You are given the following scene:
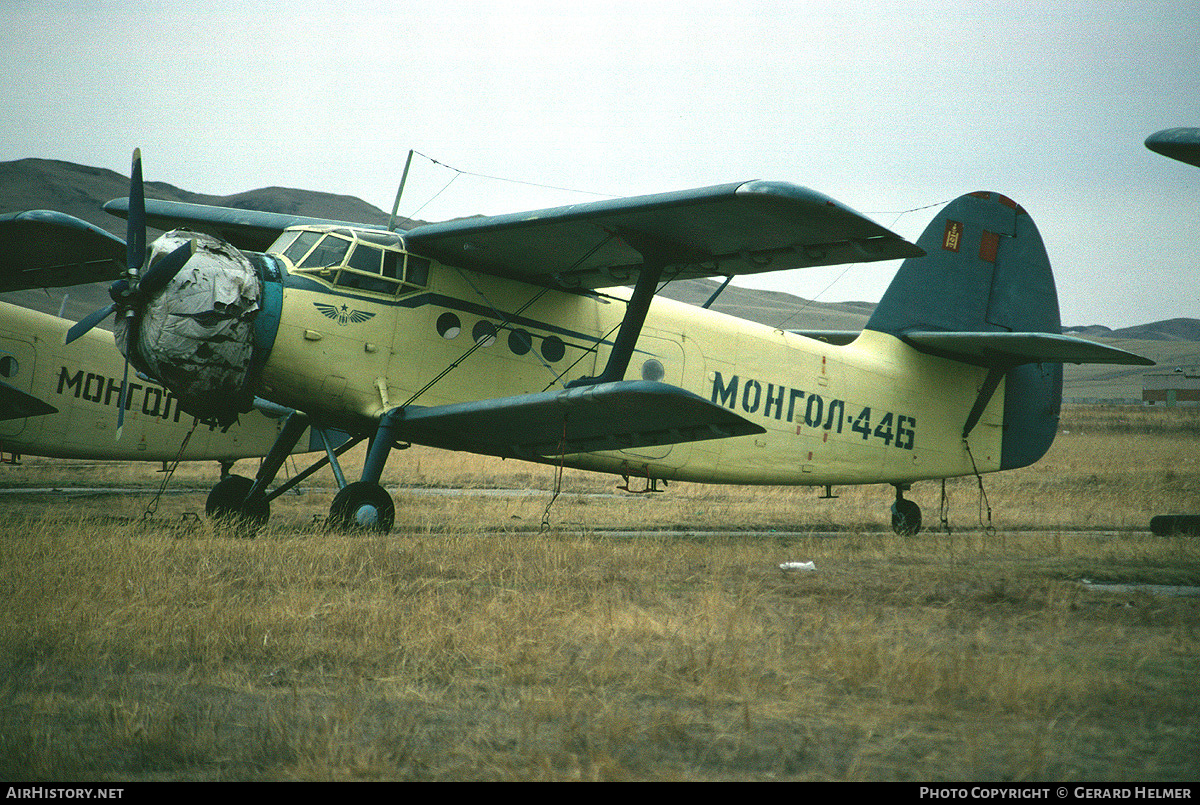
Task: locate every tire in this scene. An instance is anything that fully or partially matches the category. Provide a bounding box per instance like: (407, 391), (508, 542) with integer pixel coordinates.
(1150, 514), (1200, 536)
(329, 482), (395, 533)
(206, 474), (269, 535)
(891, 498), (922, 536)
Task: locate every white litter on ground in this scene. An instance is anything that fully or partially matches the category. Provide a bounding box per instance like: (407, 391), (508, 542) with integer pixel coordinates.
(1080, 579), (1200, 597)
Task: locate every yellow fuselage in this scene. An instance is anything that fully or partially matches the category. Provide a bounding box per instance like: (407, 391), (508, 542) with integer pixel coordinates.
(260, 265), (1002, 485)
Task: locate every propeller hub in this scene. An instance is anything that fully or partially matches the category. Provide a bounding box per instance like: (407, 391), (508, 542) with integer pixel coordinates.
(107, 278), (132, 305)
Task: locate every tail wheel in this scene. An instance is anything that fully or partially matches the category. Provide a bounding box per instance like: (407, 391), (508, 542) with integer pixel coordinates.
(329, 482), (395, 533)
(206, 474), (269, 535)
(891, 498), (922, 536)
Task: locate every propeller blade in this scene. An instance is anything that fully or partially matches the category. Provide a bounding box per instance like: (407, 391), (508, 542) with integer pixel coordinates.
(64, 302), (117, 345)
(127, 149), (146, 276)
(116, 354), (130, 441)
(138, 240), (195, 297)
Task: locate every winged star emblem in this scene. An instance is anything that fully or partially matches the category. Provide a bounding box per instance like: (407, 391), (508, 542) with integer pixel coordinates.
(314, 302), (376, 326)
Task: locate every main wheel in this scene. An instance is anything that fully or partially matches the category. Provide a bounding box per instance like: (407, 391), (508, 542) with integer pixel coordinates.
(206, 474), (269, 534)
(891, 498), (922, 536)
(329, 482), (395, 533)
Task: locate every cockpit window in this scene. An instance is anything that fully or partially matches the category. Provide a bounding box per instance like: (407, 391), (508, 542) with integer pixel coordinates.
(271, 227), (431, 296)
(347, 245), (382, 274)
(338, 244), (394, 293)
(268, 229), (302, 256)
(355, 230), (403, 248)
(297, 235), (350, 269)
(281, 230), (322, 264)
(406, 255), (430, 287)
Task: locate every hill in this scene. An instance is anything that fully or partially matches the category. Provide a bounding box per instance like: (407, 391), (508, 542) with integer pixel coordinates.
(0, 158), (405, 234)
(1065, 318), (1200, 342)
(657, 278), (877, 332)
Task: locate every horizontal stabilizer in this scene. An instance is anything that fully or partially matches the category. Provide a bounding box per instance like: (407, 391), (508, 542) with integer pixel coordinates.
(390, 380), (764, 459)
(0, 210), (126, 291)
(902, 331), (1154, 367)
(0, 380), (58, 420)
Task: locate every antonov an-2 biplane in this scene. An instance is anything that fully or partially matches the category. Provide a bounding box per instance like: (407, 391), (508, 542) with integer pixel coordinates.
(15, 151), (1150, 534)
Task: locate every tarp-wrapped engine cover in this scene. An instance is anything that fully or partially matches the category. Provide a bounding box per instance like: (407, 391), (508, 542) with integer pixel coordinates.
(116, 230), (261, 427)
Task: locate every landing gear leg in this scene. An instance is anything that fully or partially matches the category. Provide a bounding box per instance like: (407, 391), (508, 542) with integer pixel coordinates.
(891, 483), (922, 536)
(327, 409), (399, 533)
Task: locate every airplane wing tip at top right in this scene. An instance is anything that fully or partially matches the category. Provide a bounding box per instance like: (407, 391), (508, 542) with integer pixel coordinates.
(1146, 127), (1200, 168)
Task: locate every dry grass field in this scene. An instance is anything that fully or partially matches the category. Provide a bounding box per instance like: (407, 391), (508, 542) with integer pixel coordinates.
(1, 406), (1198, 781)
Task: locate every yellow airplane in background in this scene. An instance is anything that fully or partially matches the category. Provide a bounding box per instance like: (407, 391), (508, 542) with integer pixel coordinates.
(10, 151), (1150, 534)
(0, 299), (332, 467)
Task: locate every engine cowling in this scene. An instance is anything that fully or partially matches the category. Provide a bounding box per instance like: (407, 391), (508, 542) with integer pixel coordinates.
(115, 229), (263, 427)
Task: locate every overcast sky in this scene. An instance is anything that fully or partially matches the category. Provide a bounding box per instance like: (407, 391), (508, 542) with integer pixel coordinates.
(2, 0), (1196, 328)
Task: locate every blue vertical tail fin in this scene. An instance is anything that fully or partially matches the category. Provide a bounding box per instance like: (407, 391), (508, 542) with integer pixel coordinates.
(867, 192), (1060, 337)
(865, 192), (1150, 470)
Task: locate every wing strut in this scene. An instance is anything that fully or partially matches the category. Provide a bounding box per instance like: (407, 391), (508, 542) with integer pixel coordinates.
(568, 257), (666, 387)
(703, 276), (734, 309)
(567, 230), (703, 388)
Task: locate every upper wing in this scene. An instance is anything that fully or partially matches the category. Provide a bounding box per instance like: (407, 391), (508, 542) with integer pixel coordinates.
(101, 197), (386, 253)
(388, 379), (764, 459)
(0, 210), (126, 291)
(403, 181), (923, 289)
(104, 181), (922, 289)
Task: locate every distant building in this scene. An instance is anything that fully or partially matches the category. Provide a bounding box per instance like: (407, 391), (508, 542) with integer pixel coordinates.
(1143, 367), (1200, 406)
